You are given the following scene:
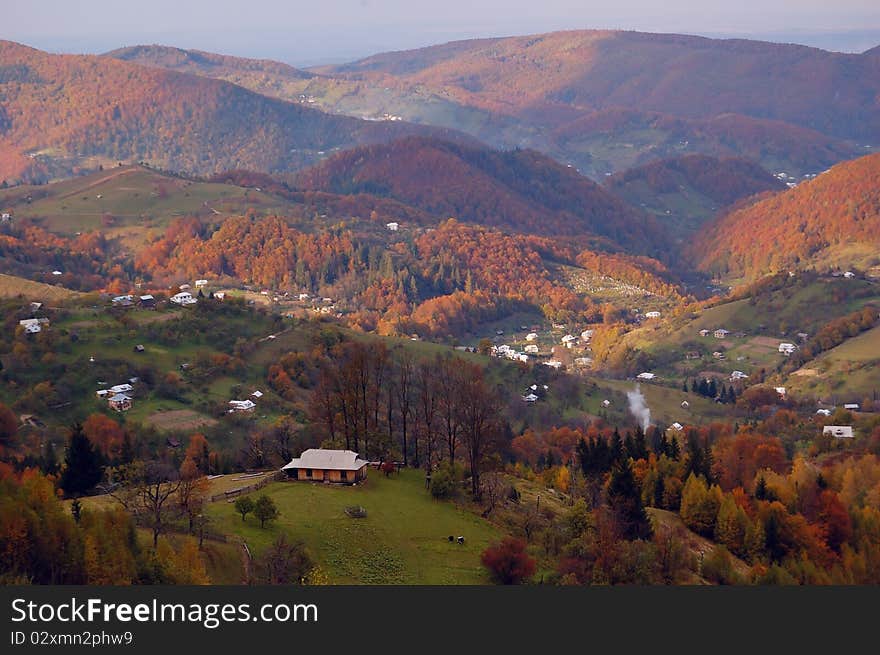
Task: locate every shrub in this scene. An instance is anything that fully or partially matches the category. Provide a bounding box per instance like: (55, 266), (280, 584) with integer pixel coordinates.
(481, 537), (536, 585)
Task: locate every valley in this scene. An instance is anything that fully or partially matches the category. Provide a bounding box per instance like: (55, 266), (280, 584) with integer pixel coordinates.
(2, 26), (879, 588)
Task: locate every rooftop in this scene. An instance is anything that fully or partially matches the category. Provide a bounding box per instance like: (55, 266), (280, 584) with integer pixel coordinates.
(282, 449), (370, 472)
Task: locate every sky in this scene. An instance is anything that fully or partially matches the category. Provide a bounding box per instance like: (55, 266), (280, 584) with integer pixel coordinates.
(3, 0), (880, 65)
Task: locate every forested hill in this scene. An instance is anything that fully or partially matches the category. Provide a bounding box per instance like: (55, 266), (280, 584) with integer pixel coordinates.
(0, 41), (468, 184)
(293, 136), (668, 256)
(693, 152), (880, 280)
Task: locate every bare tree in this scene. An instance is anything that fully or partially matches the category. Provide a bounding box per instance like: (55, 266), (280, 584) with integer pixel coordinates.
(415, 359), (439, 473)
(109, 460), (181, 548)
(459, 364), (502, 499)
(435, 354), (462, 466)
(393, 347), (415, 466)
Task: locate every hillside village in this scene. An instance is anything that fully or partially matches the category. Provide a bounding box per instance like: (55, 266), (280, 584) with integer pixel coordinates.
(1, 26), (880, 589)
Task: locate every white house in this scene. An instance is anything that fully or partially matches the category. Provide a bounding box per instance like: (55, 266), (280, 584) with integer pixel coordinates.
(194, 279), (208, 287)
(816, 409), (832, 416)
(843, 271), (855, 279)
(19, 318), (42, 334)
(602, 399), (611, 407)
(543, 360), (562, 369)
(580, 330), (594, 341)
(730, 370), (749, 381)
(699, 329), (711, 337)
(385, 222), (399, 231)
(844, 403), (860, 411)
(298, 293), (310, 301)
(681, 400), (690, 408)
(636, 372), (656, 380)
(525, 332), (539, 341)
(561, 334), (576, 344)
(51, 270), (63, 276)
(714, 329), (730, 339)
(214, 292), (226, 301)
(778, 342), (797, 355)
(775, 387), (787, 397)
(645, 311), (661, 319)
(170, 291), (197, 306)
(228, 399), (256, 412)
(522, 393), (539, 403)
(110, 383), (133, 394)
(823, 426), (853, 439)
(671, 422), (684, 431)
(251, 390), (264, 399)
(524, 344), (539, 354)
(108, 393), (132, 412)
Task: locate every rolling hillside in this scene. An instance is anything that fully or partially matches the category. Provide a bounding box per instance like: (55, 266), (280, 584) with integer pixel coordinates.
(105, 32), (874, 178)
(315, 31), (873, 176)
(0, 40), (467, 184)
(606, 154), (786, 240)
(293, 136), (667, 255)
(694, 153), (880, 280)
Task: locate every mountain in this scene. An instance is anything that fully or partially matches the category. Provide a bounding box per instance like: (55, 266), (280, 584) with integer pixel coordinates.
(313, 30), (875, 176)
(112, 32), (876, 178)
(605, 154), (786, 240)
(693, 153), (880, 280)
(0, 41), (466, 184)
(293, 136), (666, 255)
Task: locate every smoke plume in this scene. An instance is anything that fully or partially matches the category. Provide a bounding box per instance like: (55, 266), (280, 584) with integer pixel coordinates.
(627, 384), (652, 431)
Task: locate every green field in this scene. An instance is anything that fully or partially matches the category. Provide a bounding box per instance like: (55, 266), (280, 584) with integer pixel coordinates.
(786, 325), (880, 400)
(1, 165), (303, 240)
(207, 469), (506, 584)
(0, 273), (82, 302)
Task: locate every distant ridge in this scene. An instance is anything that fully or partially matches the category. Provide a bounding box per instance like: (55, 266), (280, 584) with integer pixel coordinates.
(0, 40), (470, 184)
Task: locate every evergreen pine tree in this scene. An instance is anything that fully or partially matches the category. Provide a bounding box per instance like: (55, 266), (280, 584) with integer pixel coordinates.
(607, 459), (652, 540)
(755, 475), (768, 500)
(60, 424), (104, 497)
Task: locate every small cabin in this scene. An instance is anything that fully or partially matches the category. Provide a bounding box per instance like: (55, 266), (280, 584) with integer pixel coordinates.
(823, 426), (853, 439)
(281, 449), (369, 484)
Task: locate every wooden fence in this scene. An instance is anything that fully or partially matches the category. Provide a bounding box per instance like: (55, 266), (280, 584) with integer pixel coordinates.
(209, 470), (284, 503)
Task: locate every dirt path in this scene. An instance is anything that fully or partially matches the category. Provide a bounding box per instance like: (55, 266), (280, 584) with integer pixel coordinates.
(57, 168), (142, 200)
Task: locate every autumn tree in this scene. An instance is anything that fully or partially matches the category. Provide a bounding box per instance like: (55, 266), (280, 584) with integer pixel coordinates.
(255, 534), (314, 585)
(680, 474), (722, 537)
(177, 457), (209, 534)
(481, 537), (536, 585)
(0, 402), (17, 444)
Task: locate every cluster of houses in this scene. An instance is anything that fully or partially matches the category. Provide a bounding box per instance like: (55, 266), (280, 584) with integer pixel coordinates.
(699, 328), (732, 339)
(491, 344), (529, 363)
(96, 382), (136, 412)
(521, 383), (549, 403)
(228, 390), (263, 414)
